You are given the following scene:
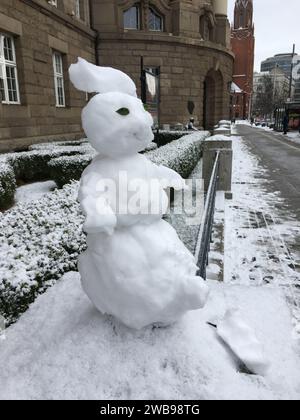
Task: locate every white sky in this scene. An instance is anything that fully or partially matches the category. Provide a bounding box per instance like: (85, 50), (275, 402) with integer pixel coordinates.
(228, 0), (300, 71)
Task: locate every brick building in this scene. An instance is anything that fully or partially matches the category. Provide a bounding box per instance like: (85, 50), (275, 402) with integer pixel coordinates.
(1, 0), (234, 152)
(230, 0), (255, 119)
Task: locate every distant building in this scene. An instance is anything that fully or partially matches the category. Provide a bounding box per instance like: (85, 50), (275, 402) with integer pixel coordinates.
(253, 68), (290, 109)
(261, 53), (300, 102)
(230, 0), (255, 119)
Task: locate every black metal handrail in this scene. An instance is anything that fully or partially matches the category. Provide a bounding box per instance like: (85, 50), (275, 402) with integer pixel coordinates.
(195, 151), (220, 280)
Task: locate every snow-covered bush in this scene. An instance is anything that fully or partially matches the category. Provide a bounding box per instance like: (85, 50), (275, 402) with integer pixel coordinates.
(48, 154), (96, 188)
(28, 139), (87, 151)
(153, 130), (187, 147)
(7, 146), (91, 183)
(48, 132), (209, 188)
(0, 161), (17, 210)
(147, 131), (210, 178)
(0, 182), (85, 325)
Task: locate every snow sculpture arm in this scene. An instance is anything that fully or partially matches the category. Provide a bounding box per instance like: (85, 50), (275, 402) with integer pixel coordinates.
(78, 171), (117, 235)
(154, 164), (188, 191)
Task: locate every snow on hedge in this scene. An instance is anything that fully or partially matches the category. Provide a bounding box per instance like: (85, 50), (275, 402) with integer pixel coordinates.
(0, 160), (16, 210)
(0, 182), (85, 325)
(147, 131), (209, 178)
(0, 131), (209, 325)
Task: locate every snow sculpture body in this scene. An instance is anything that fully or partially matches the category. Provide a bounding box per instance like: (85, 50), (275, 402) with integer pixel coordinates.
(69, 58), (209, 329)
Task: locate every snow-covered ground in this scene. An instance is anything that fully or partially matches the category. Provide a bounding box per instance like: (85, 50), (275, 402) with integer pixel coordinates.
(15, 180), (57, 204)
(0, 135), (300, 399)
(224, 136), (300, 336)
(0, 272), (299, 400)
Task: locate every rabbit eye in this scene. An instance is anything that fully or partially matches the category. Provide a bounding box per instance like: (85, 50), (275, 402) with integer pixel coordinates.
(116, 108), (130, 116)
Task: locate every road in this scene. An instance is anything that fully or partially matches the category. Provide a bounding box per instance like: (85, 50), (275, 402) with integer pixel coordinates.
(234, 124), (300, 220)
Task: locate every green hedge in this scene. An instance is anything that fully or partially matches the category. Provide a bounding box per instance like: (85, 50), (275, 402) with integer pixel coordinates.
(47, 133), (208, 188)
(153, 130), (187, 147)
(48, 154), (95, 188)
(0, 161), (17, 210)
(147, 131), (210, 178)
(7, 147), (91, 183)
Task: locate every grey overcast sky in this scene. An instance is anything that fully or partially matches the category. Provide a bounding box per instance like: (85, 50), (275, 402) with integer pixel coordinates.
(228, 0), (300, 71)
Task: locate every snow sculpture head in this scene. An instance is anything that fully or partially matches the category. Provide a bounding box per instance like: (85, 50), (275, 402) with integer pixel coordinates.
(69, 58), (154, 157)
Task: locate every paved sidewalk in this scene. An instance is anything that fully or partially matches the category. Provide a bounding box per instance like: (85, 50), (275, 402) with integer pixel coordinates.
(223, 135), (300, 337)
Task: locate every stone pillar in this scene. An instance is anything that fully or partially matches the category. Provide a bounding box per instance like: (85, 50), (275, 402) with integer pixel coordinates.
(213, 0), (228, 16)
(202, 136), (232, 193)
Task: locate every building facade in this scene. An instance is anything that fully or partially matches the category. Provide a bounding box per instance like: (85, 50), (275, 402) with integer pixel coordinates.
(261, 53), (300, 102)
(1, 0), (234, 152)
(0, 0), (96, 152)
(91, 0), (234, 130)
(230, 0), (255, 119)
(252, 68), (290, 118)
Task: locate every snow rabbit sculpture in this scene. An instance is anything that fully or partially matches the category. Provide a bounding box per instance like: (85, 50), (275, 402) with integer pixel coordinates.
(69, 58), (209, 329)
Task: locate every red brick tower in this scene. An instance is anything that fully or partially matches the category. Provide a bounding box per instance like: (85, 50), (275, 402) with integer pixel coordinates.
(231, 0), (255, 119)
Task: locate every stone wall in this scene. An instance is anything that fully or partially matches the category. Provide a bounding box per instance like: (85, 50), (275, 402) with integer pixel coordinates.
(0, 0), (96, 152)
(97, 32), (233, 128)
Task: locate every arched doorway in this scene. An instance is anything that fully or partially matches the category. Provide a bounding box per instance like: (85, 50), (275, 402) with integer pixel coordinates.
(203, 69), (224, 130)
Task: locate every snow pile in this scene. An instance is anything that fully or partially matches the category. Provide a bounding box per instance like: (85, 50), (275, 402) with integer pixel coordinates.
(15, 181), (57, 204)
(0, 273), (299, 400)
(71, 58), (209, 328)
(217, 309), (270, 375)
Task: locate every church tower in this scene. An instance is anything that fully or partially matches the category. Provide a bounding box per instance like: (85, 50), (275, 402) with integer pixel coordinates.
(231, 0), (255, 119)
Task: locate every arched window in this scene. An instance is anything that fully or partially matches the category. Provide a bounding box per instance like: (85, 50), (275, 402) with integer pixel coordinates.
(123, 5), (140, 30)
(148, 7), (163, 32)
(239, 11), (245, 28)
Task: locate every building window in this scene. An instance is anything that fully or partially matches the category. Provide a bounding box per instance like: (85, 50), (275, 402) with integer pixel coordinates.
(148, 7), (163, 31)
(52, 52), (65, 107)
(0, 34), (20, 104)
(124, 5), (140, 30)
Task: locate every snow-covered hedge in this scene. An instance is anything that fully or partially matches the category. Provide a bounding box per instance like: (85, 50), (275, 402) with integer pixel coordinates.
(49, 154), (96, 188)
(7, 147), (90, 183)
(48, 132), (208, 188)
(0, 144), (93, 210)
(0, 131), (209, 325)
(0, 182), (85, 325)
(28, 139), (87, 151)
(153, 130), (187, 147)
(0, 161), (17, 210)
(147, 131), (210, 178)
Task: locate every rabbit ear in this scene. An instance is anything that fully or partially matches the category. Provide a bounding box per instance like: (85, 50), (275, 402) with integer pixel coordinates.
(69, 58), (137, 97)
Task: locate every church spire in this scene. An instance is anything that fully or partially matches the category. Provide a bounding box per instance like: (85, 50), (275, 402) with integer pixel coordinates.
(234, 0), (253, 30)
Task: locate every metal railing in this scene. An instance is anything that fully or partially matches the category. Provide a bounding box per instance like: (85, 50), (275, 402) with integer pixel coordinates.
(194, 151), (220, 280)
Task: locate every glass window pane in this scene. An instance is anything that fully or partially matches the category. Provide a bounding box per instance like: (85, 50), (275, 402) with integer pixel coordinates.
(4, 36), (14, 62)
(0, 76), (6, 102)
(149, 8), (163, 31)
(6, 66), (18, 102)
(124, 6), (139, 29)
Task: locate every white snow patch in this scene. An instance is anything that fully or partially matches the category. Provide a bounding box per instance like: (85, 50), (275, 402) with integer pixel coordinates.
(0, 272), (299, 400)
(15, 181), (57, 204)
